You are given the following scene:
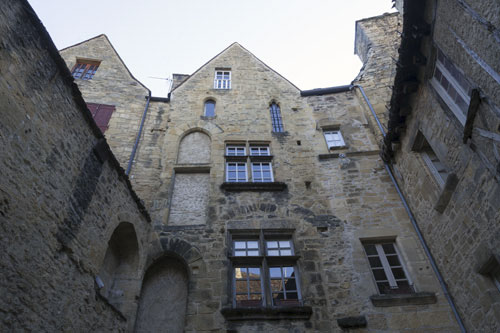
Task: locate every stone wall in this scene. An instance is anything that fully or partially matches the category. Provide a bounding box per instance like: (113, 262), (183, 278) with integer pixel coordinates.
(354, 12), (402, 146)
(0, 2), (153, 331)
(59, 35), (150, 169)
(127, 43), (459, 331)
(388, 0), (500, 330)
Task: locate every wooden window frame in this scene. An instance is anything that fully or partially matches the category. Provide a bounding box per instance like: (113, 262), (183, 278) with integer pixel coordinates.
(71, 60), (100, 80)
(229, 232), (302, 308)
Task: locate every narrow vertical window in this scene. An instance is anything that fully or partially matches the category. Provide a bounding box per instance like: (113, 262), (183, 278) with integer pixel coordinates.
(270, 103), (284, 132)
(204, 100), (215, 117)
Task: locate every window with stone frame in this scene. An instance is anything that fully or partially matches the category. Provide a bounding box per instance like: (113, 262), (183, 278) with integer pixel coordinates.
(270, 102), (284, 132)
(225, 143), (274, 183)
(204, 99), (216, 117)
(362, 241), (414, 295)
(430, 48), (473, 125)
(214, 70), (231, 89)
(230, 232), (302, 308)
(71, 60), (100, 80)
(323, 130), (346, 149)
(412, 131), (449, 189)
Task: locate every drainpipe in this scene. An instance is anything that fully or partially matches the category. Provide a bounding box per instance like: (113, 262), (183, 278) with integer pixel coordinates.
(126, 91), (151, 175)
(351, 84), (466, 333)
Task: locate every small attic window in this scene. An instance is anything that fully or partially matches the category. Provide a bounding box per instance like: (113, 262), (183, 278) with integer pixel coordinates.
(72, 59), (100, 80)
(214, 70), (231, 89)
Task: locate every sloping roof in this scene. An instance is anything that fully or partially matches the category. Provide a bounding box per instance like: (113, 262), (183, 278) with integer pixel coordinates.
(171, 42), (301, 93)
(60, 34), (151, 93)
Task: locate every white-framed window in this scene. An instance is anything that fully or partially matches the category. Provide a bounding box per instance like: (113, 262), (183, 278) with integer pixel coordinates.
(363, 242), (414, 295)
(226, 162), (247, 182)
(430, 48), (472, 125)
(250, 146), (270, 156)
(251, 163), (273, 182)
(226, 145), (246, 156)
(230, 234), (302, 308)
(324, 130), (345, 149)
(214, 70), (231, 89)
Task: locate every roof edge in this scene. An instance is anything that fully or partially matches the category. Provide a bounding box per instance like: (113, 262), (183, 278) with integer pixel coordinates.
(301, 85), (352, 97)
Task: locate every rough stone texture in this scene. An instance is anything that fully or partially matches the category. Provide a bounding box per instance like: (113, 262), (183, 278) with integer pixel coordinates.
(354, 12), (402, 146)
(0, 2), (153, 331)
(124, 43), (458, 331)
(385, 0), (500, 331)
(177, 131), (212, 164)
(135, 257), (188, 333)
(59, 34), (150, 168)
(169, 173), (210, 225)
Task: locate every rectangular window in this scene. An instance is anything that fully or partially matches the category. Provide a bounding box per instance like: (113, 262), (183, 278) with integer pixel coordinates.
(250, 146), (270, 156)
(214, 70), (231, 89)
(270, 103), (284, 132)
(251, 163), (273, 182)
(324, 130), (345, 149)
(431, 48), (472, 125)
(226, 145), (246, 156)
(72, 60), (100, 80)
(226, 162), (247, 182)
(230, 234), (301, 308)
(363, 242), (414, 295)
(421, 147), (448, 188)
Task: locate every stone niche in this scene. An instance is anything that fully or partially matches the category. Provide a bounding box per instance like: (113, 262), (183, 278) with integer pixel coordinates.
(169, 172), (210, 225)
(135, 257), (188, 333)
(177, 131), (211, 164)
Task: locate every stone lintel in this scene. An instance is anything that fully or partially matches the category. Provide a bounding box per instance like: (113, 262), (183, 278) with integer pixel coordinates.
(318, 150), (380, 160)
(370, 292), (437, 307)
(220, 306), (312, 321)
(336, 315), (367, 328)
(220, 182), (287, 191)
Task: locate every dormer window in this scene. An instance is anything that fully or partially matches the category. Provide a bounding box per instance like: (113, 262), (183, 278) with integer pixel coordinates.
(72, 60), (100, 80)
(214, 70), (231, 89)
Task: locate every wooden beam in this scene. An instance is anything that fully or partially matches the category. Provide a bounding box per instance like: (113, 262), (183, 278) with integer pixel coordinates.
(463, 88), (481, 143)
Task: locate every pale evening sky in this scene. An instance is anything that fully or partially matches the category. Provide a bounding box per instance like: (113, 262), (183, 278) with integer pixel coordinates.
(28, 0), (395, 97)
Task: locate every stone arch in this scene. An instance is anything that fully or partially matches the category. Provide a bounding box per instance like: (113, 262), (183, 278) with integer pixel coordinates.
(177, 129), (211, 164)
(98, 222), (140, 317)
(135, 244), (193, 333)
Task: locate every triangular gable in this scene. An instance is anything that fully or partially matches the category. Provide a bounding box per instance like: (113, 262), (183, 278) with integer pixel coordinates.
(60, 34), (150, 93)
(171, 42), (301, 93)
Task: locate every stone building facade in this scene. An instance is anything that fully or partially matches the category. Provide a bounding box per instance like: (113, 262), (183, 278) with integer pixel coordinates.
(378, 0), (500, 332)
(1, 0), (497, 332)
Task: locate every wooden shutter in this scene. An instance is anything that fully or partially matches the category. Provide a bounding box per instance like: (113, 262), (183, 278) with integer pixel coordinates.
(86, 103), (115, 133)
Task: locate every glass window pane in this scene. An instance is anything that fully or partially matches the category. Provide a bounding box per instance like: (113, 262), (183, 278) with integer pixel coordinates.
(283, 267), (294, 277)
(234, 267), (246, 278)
(268, 250), (279, 256)
(247, 250), (259, 256)
(248, 268), (260, 276)
(372, 268), (387, 281)
(368, 256), (383, 267)
(279, 241), (290, 248)
(267, 241), (278, 248)
(235, 281), (247, 292)
(249, 294), (262, 300)
(234, 250), (246, 256)
(382, 243), (396, 254)
(364, 244), (377, 255)
(280, 249), (292, 256)
(247, 241), (258, 249)
(386, 255), (401, 266)
(269, 267), (282, 278)
(249, 281), (261, 293)
(392, 268), (406, 280)
(234, 241), (246, 249)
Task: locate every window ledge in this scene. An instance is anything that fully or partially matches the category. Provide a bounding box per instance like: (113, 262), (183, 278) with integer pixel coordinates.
(220, 182), (287, 192)
(221, 305), (312, 321)
(370, 292), (437, 307)
(318, 150), (380, 160)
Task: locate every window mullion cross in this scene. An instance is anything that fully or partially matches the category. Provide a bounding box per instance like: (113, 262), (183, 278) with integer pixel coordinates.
(375, 244), (398, 288)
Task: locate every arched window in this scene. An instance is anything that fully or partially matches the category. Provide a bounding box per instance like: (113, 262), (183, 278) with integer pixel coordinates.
(204, 100), (215, 117)
(269, 102), (283, 132)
